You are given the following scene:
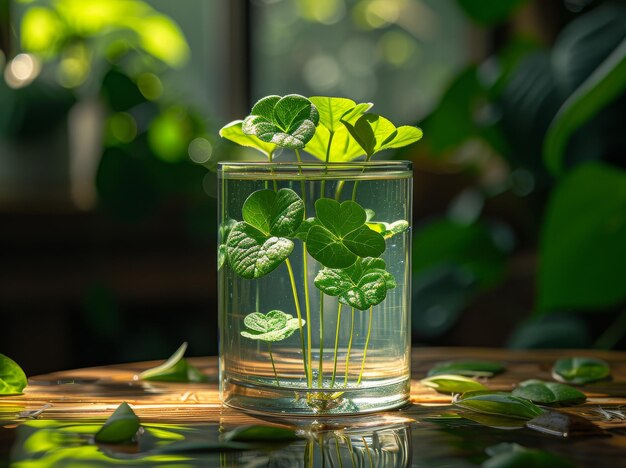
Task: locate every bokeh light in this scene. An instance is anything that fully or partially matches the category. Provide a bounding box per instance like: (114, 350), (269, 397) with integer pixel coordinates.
(4, 54), (41, 89)
(188, 137), (213, 164)
(137, 73), (164, 101)
(107, 112), (138, 144)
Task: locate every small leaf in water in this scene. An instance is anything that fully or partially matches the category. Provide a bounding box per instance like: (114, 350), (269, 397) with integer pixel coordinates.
(482, 443), (575, 468)
(95, 402), (140, 444)
(314, 257), (395, 310)
(512, 379), (586, 406)
(307, 198), (385, 269)
(139, 342), (206, 383)
(223, 425), (299, 442)
(427, 360), (505, 378)
(240, 310), (303, 342)
(455, 392), (544, 420)
(420, 374), (486, 394)
(525, 410), (605, 438)
(552, 357), (610, 384)
(0, 354), (28, 395)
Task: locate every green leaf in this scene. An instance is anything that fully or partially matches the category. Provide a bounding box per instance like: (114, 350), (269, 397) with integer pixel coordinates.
(95, 402), (140, 444)
(242, 94), (319, 149)
(294, 217), (321, 242)
(240, 310), (303, 342)
(420, 374), (486, 394)
(427, 360), (505, 378)
(314, 257), (396, 310)
(456, 0), (528, 26)
(367, 219), (409, 239)
(552, 357), (610, 385)
(512, 380), (586, 406)
(537, 163), (626, 311)
(544, 38), (626, 175)
(219, 120), (276, 158)
(139, 342), (206, 383)
(218, 244), (228, 270)
(223, 425), (299, 442)
(304, 124), (366, 162)
(307, 198), (385, 268)
(309, 96), (357, 132)
(455, 393), (544, 420)
(379, 126), (423, 151)
(342, 113), (397, 158)
(0, 354), (27, 395)
(226, 222), (294, 279)
(242, 188), (305, 237)
(482, 443), (575, 468)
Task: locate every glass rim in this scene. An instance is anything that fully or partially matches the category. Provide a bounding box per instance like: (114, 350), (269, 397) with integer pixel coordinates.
(218, 161), (412, 180)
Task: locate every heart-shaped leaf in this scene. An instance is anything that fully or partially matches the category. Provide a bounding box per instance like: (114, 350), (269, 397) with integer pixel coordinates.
(218, 219), (237, 271)
(454, 392), (544, 420)
(314, 257), (396, 310)
(139, 342), (206, 382)
(427, 360), (505, 378)
(552, 357), (610, 385)
(240, 310), (303, 342)
(226, 223), (294, 279)
(0, 354), (27, 395)
(242, 95), (319, 149)
(307, 198), (385, 268)
(242, 188), (304, 237)
(512, 379), (586, 406)
(421, 374), (487, 394)
(226, 188), (303, 279)
(219, 120), (277, 158)
(95, 402), (140, 444)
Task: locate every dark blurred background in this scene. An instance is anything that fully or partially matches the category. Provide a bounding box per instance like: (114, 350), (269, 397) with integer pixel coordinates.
(1, 0), (625, 376)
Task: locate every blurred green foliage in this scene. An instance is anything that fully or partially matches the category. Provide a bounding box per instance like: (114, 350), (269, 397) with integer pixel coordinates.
(410, 1), (626, 347)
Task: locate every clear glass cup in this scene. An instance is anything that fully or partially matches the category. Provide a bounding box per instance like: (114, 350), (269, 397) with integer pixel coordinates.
(218, 162), (412, 415)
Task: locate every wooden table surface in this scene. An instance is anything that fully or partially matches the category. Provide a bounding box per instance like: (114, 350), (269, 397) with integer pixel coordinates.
(2, 347), (626, 467)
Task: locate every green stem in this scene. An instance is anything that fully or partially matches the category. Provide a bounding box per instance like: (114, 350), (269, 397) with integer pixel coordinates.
(363, 436), (374, 468)
(294, 148), (313, 388)
(594, 308), (626, 350)
(357, 306), (373, 385)
(330, 302), (343, 388)
(318, 292), (324, 388)
(285, 258), (308, 381)
(321, 131), (334, 198)
(334, 180), (345, 201)
(268, 342), (280, 387)
(269, 152), (278, 192)
(351, 154), (372, 201)
(344, 307), (355, 387)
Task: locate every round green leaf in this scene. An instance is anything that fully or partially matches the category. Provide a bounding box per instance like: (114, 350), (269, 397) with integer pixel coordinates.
(242, 188), (304, 237)
(240, 310), (303, 342)
(512, 379), (586, 406)
(314, 258), (396, 310)
(552, 357), (610, 385)
(226, 222), (294, 279)
(0, 354), (27, 395)
(242, 94), (319, 149)
(421, 374), (487, 394)
(455, 393), (544, 420)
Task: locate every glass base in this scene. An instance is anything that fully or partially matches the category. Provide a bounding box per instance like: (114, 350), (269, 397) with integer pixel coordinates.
(222, 376), (410, 416)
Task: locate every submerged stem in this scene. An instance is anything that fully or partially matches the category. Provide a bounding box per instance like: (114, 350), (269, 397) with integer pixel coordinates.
(334, 180), (345, 201)
(268, 342), (280, 387)
(269, 152), (278, 192)
(357, 306), (373, 385)
(318, 292), (325, 388)
(331, 302), (343, 388)
(295, 148), (313, 388)
(344, 308), (355, 387)
(285, 258), (308, 381)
